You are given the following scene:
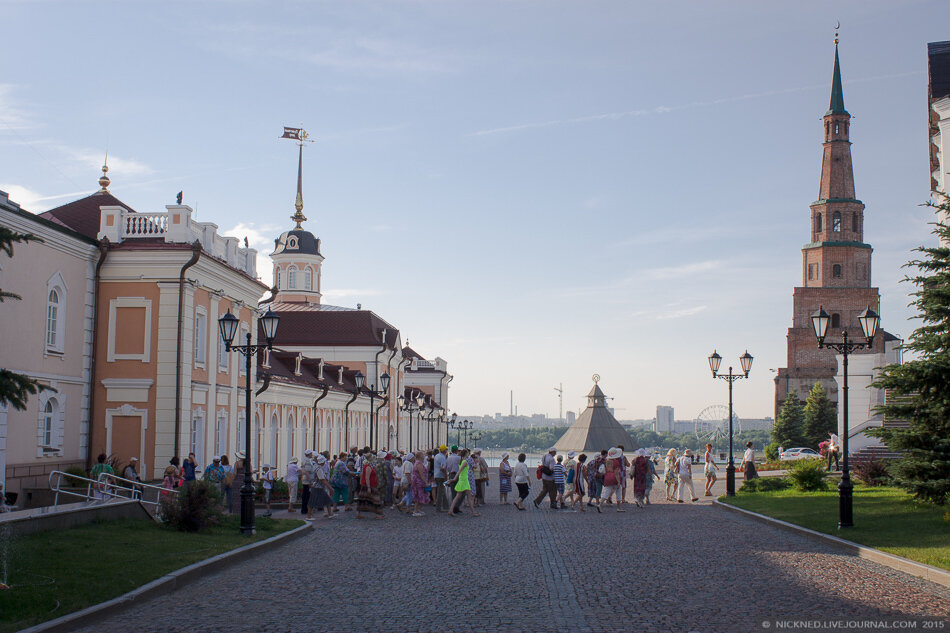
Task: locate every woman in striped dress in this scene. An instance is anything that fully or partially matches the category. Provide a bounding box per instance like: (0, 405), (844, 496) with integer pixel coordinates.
(664, 449), (679, 501)
(498, 453), (512, 504)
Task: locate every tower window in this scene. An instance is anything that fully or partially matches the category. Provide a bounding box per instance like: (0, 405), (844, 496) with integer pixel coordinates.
(832, 211), (841, 232)
(834, 122), (839, 135)
(831, 313), (841, 329)
(825, 122), (830, 139)
(815, 213), (822, 233)
(853, 212), (860, 235)
(288, 237), (297, 249)
(832, 264), (842, 279)
(288, 266), (297, 289)
(304, 268), (312, 291)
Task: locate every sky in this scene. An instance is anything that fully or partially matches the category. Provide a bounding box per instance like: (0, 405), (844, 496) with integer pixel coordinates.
(1, 0), (947, 422)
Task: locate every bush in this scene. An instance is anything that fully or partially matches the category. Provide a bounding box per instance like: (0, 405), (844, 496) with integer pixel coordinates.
(851, 457), (891, 487)
(739, 476), (790, 493)
(255, 478), (289, 502)
(764, 442), (780, 463)
(787, 458), (828, 492)
(63, 466), (89, 485)
(159, 480), (224, 532)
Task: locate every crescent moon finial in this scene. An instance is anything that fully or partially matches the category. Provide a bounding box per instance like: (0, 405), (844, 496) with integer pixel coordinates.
(834, 21), (840, 45)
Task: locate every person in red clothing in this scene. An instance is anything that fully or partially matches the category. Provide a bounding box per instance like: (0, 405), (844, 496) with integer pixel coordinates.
(356, 451), (385, 520)
(597, 447), (625, 512)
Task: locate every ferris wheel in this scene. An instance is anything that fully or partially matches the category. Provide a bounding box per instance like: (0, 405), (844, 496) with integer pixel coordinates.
(694, 405), (741, 441)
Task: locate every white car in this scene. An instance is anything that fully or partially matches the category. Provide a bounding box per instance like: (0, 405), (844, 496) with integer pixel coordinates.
(779, 447), (821, 461)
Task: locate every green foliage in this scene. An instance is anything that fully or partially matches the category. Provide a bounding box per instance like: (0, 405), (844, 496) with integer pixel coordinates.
(772, 393), (806, 448)
(764, 442), (780, 463)
(739, 476), (790, 493)
(802, 382), (837, 449)
(255, 477), (289, 500)
(787, 458), (828, 492)
(63, 466), (89, 485)
(869, 197), (950, 506)
(159, 480), (224, 531)
(851, 457), (892, 487)
(0, 227), (49, 410)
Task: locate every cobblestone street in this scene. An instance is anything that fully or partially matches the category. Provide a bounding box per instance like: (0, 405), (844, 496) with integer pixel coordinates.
(75, 476), (949, 633)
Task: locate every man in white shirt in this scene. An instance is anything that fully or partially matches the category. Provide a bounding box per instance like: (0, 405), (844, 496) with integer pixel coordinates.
(676, 450), (698, 503)
(286, 457), (300, 512)
(445, 446), (461, 480)
(828, 433), (841, 472)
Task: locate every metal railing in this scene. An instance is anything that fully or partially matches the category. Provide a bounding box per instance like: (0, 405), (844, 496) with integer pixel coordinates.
(48, 470), (166, 509)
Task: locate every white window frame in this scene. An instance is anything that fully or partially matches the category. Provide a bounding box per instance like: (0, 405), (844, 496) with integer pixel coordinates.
(270, 413), (279, 467)
(287, 266), (298, 290)
(237, 410), (246, 453)
(217, 309), (230, 372)
(36, 391), (65, 457)
(190, 408), (206, 459)
(194, 307), (208, 367)
(304, 267), (312, 291)
(45, 272), (67, 354)
(215, 409), (228, 457)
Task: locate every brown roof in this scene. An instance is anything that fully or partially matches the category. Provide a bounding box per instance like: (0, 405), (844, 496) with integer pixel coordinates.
(259, 351), (364, 395)
(554, 381), (637, 453)
(266, 309), (399, 348)
(38, 191), (136, 240)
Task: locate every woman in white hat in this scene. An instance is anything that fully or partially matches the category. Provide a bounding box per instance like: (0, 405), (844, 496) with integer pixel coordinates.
(664, 449), (679, 501)
(308, 455), (335, 520)
(598, 447), (625, 512)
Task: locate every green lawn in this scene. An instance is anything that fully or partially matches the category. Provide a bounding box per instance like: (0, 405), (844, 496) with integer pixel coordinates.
(721, 485), (949, 570)
(0, 515), (303, 633)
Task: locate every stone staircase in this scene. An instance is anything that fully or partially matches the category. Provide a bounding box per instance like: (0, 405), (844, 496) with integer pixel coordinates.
(849, 389), (910, 462)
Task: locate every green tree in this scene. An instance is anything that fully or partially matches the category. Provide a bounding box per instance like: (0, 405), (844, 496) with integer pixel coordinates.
(0, 226), (49, 410)
(869, 197), (950, 505)
(772, 393), (806, 448)
(802, 382), (837, 449)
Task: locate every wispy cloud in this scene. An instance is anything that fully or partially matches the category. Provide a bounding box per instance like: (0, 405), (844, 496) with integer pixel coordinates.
(0, 84), (31, 131)
(656, 305), (708, 320)
(0, 184), (93, 211)
(471, 71), (925, 137)
(646, 260), (720, 280)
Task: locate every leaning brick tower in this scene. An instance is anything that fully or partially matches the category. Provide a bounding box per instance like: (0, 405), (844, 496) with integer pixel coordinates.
(774, 40), (884, 415)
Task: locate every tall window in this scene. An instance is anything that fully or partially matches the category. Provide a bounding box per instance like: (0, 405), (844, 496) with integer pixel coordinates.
(288, 266), (298, 290)
(237, 411), (246, 453)
(831, 313), (841, 329)
(270, 414), (279, 466)
(853, 212), (860, 235)
(832, 211), (841, 232)
(304, 268), (312, 291)
(815, 213), (822, 233)
(217, 316), (229, 371)
(276, 270), (281, 289)
(46, 289), (60, 349)
(833, 264), (842, 279)
(41, 399), (55, 446)
(215, 411), (228, 456)
(195, 309), (207, 366)
(190, 410), (205, 457)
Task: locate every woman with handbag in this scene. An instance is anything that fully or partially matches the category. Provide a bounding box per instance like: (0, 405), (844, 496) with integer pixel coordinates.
(498, 453), (513, 504)
(356, 452), (385, 520)
(512, 453), (530, 511)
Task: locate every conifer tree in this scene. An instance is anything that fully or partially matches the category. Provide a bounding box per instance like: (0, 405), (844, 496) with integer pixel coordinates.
(0, 226), (49, 410)
(802, 382), (837, 449)
(772, 392), (806, 448)
(870, 197), (950, 505)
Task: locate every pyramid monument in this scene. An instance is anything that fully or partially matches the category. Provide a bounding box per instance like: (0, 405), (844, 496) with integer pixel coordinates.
(554, 375), (637, 453)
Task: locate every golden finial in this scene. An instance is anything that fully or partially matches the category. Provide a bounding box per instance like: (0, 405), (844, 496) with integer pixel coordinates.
(834, 20), (840, 46)
(98, 152), (110, 192)
(592, 373), (600, 384)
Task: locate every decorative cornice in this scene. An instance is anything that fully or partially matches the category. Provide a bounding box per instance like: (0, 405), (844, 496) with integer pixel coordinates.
(802, 241), (872, 250)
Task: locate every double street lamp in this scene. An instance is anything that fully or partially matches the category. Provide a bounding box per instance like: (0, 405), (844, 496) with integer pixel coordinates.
(707, 349), (754, 497)
(810, 304), (880, 529)
(471, 432), (483, 450)
(450, 417), (472, 448)
(218, 307), (280, 535)
(354, 371), (390, 449)
(398, 391), (426, 451)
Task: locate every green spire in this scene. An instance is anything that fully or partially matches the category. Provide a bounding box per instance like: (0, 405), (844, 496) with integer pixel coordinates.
(827, 43), (848, 116)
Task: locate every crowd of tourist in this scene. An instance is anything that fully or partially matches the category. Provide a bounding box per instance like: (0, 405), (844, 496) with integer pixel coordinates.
(154, 440), (756, 519)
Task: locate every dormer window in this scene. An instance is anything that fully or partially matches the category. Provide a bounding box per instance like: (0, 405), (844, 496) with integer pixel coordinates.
(288, 237), (297, 249)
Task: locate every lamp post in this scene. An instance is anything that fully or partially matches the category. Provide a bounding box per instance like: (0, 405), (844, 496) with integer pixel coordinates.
(447, 413), (457, 447)
(708, 349), (753, 497)
(218, 307), (279, 535)
(453, 418), (473, 448)
(471, 432), (483, 450)
(355, 371), (389, 449)
(399, 391), (426, 451)
(811, 305), (879, 529)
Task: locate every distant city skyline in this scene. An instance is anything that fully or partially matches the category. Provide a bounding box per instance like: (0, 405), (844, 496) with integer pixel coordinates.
(2, 2), (947, 419)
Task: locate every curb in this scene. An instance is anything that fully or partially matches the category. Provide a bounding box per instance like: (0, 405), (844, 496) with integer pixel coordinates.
(714, 499), (950, 589)
(17, 522), (312, 633)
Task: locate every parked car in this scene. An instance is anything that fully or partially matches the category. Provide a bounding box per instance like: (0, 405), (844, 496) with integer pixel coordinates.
(779, 447), (821, 461)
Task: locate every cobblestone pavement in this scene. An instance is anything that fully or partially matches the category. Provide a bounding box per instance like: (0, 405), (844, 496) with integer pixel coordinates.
(75, 474), (949, 633)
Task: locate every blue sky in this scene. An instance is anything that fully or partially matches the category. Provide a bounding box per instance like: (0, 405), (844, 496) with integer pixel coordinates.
(1, 1), (947, 421)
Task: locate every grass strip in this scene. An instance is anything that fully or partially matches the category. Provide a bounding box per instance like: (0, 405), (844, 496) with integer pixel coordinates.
(0, 515), (303, 633)
(721, 485), (949, 570)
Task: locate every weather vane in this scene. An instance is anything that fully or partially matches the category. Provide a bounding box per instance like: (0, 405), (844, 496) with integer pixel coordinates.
(280, 126), (315, 229)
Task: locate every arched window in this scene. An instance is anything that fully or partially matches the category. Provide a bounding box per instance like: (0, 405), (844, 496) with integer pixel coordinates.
(215, 410), (228, 456)
(825, 122), (830, 138)
(831, 313), (841, 329)
(41, 399), (55, 447)
(852, 212), (860, 235)
(815, 213), (822, 233)
(833, 264), (842, 279)
(286, 414), (295, 462)
(832, 211), (841, 232)
(270, 414), (279, 467)
(287, 266), (297, 290)
(834, 122), (839, 135)
(276, 269), (281, 289)
(46, 289), (60, 349)
(304, 268), (312, 291)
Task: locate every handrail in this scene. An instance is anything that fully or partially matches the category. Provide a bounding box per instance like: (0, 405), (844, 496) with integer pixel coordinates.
(96, 472), (166, 507)
(48, 470), (106, 508)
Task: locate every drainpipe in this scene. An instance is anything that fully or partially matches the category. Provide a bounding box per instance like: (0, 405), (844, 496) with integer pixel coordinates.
(85, 238), (110, 472)
(375, 396), (390, 449)
(394, 354), (408, 449)
(343, 386), (359, 450)
(173, 241), (202, 461)
(311, 384), (330, 452)
(374, 329), (388, 388)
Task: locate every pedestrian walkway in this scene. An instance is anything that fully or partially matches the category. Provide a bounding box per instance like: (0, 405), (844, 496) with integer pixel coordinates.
(73, 474), (949, 633)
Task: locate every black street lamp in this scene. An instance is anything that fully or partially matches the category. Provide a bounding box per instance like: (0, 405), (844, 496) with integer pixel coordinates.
(452, 418), (472, 448)
(399, 391), (426, 451)
(218, 307), (279, 535)
(471, 432), (483, 449)
(811, 304), (879, 529)
(708, 349), (753, 497)
(356, 371), (389, 449)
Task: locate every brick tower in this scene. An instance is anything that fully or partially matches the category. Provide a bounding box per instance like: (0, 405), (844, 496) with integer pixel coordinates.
(774, 41), (884, 414)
